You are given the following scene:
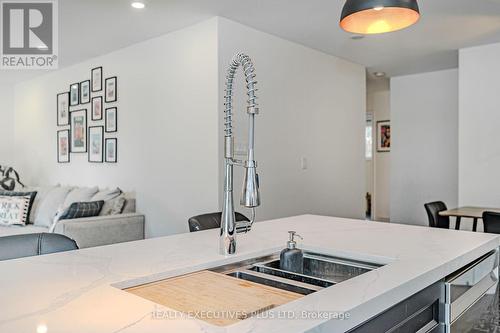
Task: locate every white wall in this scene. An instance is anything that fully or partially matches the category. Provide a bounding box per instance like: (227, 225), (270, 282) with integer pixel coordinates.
(459, 42), (500, 207)
(0, 84), (15, 165)
(390, 69), (458, 226)
(12, 17), (367, 237)
(217, 18), (366, 221)
(367, 79), (390, 221)
(14, 19), (220, 237)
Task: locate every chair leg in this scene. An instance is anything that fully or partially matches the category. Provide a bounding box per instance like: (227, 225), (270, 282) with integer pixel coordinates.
(455, 217), (461, 230)
(472, 218), (478, 232)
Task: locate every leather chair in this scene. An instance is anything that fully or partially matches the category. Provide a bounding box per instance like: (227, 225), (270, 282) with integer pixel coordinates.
(424, 201), (450, 229)
(188, 212), (250, 232)
(0, 233), (78, 261)
(483, 211), (500, 234)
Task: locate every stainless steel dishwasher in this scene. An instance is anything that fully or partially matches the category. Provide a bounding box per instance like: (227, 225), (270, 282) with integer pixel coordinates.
(444, 248), (499, 332)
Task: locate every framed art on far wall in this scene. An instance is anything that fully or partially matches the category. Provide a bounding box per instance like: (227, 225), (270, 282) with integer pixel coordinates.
(69, 83), (79, 106)
(57, 92), (69, 126)
(92, 96), (103, 120)
(57, 130), (70, 163)
(105, 76), (117, 103)
(376, 120), (391, 152)
(70, 109), (87, 153)
(105, 138), (117, 163)
(88, 126), (104, 163)
(91, 66), (103, 92)
(80, 80), (91, 104)
(105, 107), (117, 132)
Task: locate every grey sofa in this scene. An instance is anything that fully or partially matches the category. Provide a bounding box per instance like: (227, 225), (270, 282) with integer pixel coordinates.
(53, 213), (144, 248)
(0, 186), (145, 248)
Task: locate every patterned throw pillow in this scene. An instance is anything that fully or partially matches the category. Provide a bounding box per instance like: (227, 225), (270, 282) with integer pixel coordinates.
(59, 201), (104, 220)
(0, 190), (37, 222)
(0, 195), (31, 226)
(91, 187), (122, 202)
(99, 195), (126, 216)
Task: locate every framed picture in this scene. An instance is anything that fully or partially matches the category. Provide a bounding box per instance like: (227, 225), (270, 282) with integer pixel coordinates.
(105, 107), (117, 132)
(105, 138), (117, 163)
(70, 109), (87, 153)
(91, 66), (103, 92)
(69, 83), (79, 106)
(105, 76), (117, 103)
(57, 130), (70, 163)
(88, 126), (104, 163)
(57, 92), (69, 126)
(80, 80), (90, 104)
(92, 96), (103, 121)
(377, 120), (391, 152)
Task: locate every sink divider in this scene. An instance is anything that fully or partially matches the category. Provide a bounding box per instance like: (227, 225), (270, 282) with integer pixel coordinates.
(228, 268), (322, 295)
(251, 262), (335, 288)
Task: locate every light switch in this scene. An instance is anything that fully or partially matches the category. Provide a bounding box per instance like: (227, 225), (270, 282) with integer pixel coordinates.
(301, 157), (308, 170)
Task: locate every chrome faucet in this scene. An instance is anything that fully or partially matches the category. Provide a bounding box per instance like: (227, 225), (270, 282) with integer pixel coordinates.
(220, 53), (261, 255)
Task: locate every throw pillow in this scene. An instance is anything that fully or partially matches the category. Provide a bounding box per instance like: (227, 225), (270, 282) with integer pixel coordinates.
(121, 193), (136, 214)
(91, 187), (122, 202)
(48, 205), (70, 233)
(63, 187), (99, 209)
(0, 195), (30, 226)
(25, 185), (59, 224)
(99, 195), (126, 216)
(34, 186), (74, 227)
(59, 201), (104, 220)
(0, 190), (37, 221)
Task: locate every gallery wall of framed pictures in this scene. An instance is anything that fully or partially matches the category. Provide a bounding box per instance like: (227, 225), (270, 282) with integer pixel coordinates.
(56, 66), (118, 164)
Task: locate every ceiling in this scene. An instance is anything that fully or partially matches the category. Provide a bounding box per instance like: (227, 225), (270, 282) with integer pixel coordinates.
(2, 0), (500, 85)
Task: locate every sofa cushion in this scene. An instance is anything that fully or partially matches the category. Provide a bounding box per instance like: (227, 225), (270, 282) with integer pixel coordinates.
(60, 201), (104, 220)
(0, 225), (48, 237)
(63, 187), (99, 209)
(122, 193), (136, 214)
(0, 195), (31, 226)
(0, 190), (37, 221)
(34, 186), (73, 227)
(91, 188), (122, 202)
(99, 195), (126, 216)
(26, 185), (59, 224)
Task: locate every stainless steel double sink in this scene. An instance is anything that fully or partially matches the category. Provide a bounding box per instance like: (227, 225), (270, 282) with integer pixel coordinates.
(211, 251), (383, 295)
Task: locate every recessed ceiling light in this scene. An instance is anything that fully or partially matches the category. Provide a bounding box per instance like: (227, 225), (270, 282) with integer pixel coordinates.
(131, 2), (145, 9)
(373, 71), (386, 78)
(36, 324), (48, 333)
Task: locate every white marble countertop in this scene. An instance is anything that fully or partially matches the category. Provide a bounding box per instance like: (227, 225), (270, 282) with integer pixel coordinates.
(0, 215), (498, 333)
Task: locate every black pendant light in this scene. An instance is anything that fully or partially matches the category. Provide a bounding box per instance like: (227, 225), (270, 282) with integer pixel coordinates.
(340, 0), (420, 34)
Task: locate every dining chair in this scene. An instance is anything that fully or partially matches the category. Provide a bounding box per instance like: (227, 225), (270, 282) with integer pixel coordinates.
(482, 211), (500, 234)
(0, 233), (78, 261)
(424, 201), (450, 229)
(188, 212), (250, 232)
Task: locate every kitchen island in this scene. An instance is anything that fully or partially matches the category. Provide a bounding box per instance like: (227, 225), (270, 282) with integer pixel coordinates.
(0, 215), (498, 333)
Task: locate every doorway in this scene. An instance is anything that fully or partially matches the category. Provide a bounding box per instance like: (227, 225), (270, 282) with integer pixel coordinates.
(366, 75), (391, 222)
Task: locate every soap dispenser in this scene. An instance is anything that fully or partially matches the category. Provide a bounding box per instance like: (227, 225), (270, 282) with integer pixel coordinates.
(280, 231), (304, 274)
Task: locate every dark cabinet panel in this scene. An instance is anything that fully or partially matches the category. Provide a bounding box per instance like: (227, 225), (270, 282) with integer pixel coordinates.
(347, 282), (444, 333)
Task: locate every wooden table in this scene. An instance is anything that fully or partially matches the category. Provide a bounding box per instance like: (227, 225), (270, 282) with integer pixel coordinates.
(439, 207), (500, 231)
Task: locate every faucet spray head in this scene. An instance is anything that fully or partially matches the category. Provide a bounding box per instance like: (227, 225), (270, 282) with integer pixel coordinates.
(241, 160), (260, 208)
